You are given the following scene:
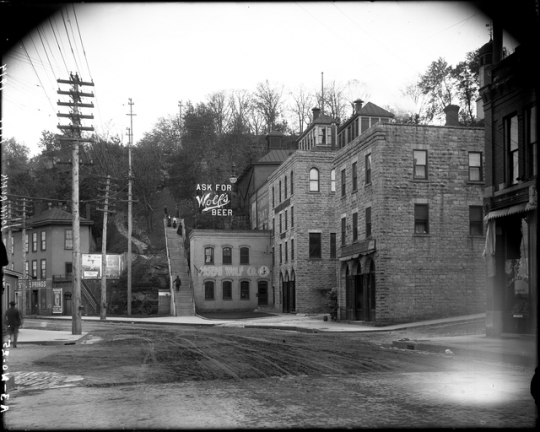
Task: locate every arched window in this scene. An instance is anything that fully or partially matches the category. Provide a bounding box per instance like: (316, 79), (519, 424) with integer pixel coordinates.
(240, 281), (250, 300)
(330, 169), (335, 192)
(222, 280), (232, 300)
(240, 247), (249, 264)
(309, 168), (319, 192)
(204, 281), (214, 300)
(222, 247), (232, 264)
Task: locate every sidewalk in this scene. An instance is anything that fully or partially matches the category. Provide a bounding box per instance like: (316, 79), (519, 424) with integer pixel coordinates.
(11, 312), (538, 367)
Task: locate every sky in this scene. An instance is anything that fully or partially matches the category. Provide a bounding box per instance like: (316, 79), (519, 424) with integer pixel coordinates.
(1, 2), (519, 157)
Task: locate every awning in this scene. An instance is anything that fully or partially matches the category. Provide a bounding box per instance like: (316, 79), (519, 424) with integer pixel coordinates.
(484, 202), (536, 221)
(339, 254), (359, 262)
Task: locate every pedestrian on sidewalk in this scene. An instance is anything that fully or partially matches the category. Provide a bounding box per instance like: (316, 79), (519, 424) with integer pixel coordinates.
(174, 275), (182, 291)
(167, 215), (172, 227)
(172, 217), (177, 229)
(175, 204), (180, 218)
(177, 221), (183, 237)
(5, 301), (23, 348)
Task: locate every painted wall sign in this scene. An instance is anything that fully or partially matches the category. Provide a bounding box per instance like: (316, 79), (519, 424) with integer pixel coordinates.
(18, 280), (47, 289)
(52, 288), (63, 313)
(198, 265), (269, 278)
(195, 184), (233, 216)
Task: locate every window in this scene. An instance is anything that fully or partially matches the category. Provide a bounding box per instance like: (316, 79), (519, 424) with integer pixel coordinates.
(414, 204), (429, 234)
(284, 176), (288, 199)
(341, 217), (346, 246)
(25, 261), (29, 278)
(331, 169), (336, 192)
(291, 207), (294, 228)
(506, 114), (519, 184)
(341, 169), (346, 197)
(352, 162), (357, 191)
(469, 206), (483, 236)
(222, 281), (232, 300)
(366, 207), (372, 238)
(347, 125), (352, 143)
(413, 150), (427, 179)
(10, 237), (14, 255)
(204, 281), (215, 300)
(32, 232), (37, 252)
(205, 247), (214, 264)
(65, 262), (73, 276)
(222, 247), (232, 265)
(330, 233), (336, 259)
(65, 229), (73, 250)
(279, 180), (282, 202)
(279, 244), (282, 264)
(526, 105), (537, 178)
(285, 210), (288, 231)
(272, 186), (275, 207)
(272, 247), (274, 265)
(291, 239), (294, 260)
(309, 168), (319, 192)
(309, 233), (322, 259)
(240, 281), (250, 299)
(365, 154), (371, 184)
(321, 127), (326, 144)
(352, 212), (358, 242)
(468, 152), (483, 181)
(40, 231), (46, 251)
(285, 241), (288, 262)
(40, 259), (46, 279)
(361, 117), (369, 133)
(25, 234), (29, 253)
(272, 218), (275, 236)
(32, 260), (37, 279)
(290, 171), (294, 195)
(240, 247), (249, 264)
(279, 213), (283, 233)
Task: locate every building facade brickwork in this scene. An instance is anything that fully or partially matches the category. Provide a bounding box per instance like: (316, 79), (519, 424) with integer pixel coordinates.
(268, 150), (337, 313)
(334, 122), (486, 325)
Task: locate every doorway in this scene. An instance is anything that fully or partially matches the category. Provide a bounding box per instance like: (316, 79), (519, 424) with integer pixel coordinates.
(31, 290), (39, 314)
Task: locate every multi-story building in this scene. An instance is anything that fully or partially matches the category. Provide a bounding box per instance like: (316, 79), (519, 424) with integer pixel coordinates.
(7, 204), (94, 315)
(480, 34), (537, 336)
(334, 107), (486, 325)
(188, 229), (272, 312)
(268, 149), (336, 313)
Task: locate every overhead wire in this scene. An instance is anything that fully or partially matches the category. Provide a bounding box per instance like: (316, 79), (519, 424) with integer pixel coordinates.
(60, 9), (81, 75)
(49, 17), (70, 75)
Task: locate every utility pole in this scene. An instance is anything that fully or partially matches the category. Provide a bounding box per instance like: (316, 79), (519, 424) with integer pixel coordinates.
(96, 175), (116, 320)
(125, 98), (136, 315)
(57, 72), (94, 335)
(20, 198), (28, 317)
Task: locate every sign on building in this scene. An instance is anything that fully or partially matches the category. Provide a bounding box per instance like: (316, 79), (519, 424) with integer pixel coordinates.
(52, 288), (63, 313)
(82, 254), (124, 279)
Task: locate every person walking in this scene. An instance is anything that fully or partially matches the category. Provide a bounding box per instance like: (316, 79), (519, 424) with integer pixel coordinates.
(5, 301), (23, 348)
(176, 220), (183, 237)
(174, 275), (182, 291)
(172, 217), (177, 229)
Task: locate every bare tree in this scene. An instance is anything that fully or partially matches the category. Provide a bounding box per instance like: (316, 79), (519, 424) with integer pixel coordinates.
(315, 80), (348, 122)
(289, 85), (315, 134)
(206, 91), (230, 135)
(253, 80), (285, 133)
(342, 79), (372, 117)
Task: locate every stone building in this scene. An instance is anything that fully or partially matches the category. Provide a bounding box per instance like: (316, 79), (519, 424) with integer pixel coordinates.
(189, 229), (272, 312)
(480, 33), (537, 336)
(268, 149), (336, 313)
(334, 112), (486, 325)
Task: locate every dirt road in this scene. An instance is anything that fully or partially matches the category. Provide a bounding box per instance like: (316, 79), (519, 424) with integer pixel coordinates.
(3, 319), (536, 429)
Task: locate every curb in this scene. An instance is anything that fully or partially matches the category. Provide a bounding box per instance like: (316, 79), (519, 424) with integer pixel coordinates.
(390, 340), (536, 367)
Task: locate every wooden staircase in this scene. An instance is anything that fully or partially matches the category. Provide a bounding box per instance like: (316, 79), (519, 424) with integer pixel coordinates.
(164, 219), (195, 316)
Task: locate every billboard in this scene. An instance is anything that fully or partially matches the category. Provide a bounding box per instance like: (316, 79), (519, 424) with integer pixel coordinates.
(82, 254), (124, 279)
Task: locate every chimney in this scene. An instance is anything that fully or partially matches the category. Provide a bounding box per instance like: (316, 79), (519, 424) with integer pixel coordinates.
(312, 107), (321, 121)
(444, 104), (460, 126)
(354, 99), (364, 114)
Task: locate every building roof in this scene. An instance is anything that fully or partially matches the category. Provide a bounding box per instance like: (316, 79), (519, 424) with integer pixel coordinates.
(28, 207), (93, 228)
(356, 102), (394, 118)
(255, 149), (296, 164)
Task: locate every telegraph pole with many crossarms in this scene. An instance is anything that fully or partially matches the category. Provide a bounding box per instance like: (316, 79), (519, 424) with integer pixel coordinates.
(57, 72), (94, 335)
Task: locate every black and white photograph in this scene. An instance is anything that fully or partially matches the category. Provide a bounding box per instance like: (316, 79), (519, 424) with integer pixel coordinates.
(1, 1), (538, 429)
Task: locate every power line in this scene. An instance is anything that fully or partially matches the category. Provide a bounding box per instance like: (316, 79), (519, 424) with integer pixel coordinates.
(20, 40), (57, 115)
(37, 25), (62, 81)
(72, 4), (93, 81)
(60, 9), (81, 75)
(49, 17), (69, 75)
(65, 7), (85, 79)
(30, 34), (56, 93)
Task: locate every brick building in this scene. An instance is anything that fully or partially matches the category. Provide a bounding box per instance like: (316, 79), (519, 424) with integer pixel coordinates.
(480, 33), (537, 335)
(189, 230), (272, 312)
(334, 113), (486, 325)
